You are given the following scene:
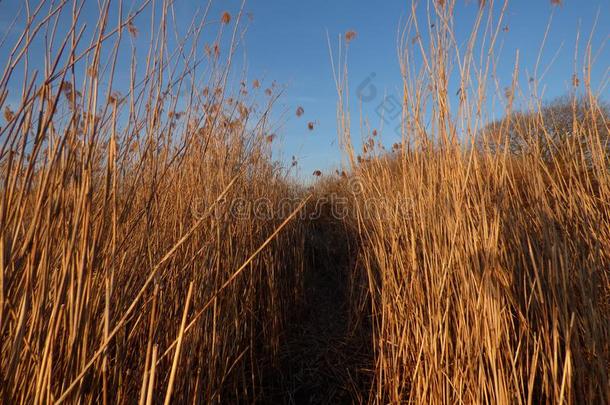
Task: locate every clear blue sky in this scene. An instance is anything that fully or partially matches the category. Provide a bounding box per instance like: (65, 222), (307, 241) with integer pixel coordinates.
(1, 0), (608, 179)
(239, 0), (609, 178)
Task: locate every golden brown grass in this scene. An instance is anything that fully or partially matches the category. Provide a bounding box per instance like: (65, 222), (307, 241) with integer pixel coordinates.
(329, 0), (610, 403)
(0, 1), (309, 403)
(1, 0), (608, 403)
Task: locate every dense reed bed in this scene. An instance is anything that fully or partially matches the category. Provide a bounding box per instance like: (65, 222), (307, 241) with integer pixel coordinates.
(1, 0), (608, 403)
(332, 0), (610, 403)
(0, 1), (309, 403)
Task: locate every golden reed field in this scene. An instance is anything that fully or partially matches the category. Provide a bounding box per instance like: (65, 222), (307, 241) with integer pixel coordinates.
(0, 0), (608, 403)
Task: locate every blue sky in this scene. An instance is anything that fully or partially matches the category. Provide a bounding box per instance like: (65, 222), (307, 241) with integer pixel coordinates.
(1, 0), (608, 179)
(240, 0), (609, 177)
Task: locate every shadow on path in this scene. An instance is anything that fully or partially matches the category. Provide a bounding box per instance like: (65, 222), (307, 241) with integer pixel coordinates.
(262, 218), (373, 404)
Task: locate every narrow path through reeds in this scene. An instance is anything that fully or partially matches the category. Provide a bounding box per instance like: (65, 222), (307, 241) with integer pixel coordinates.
(261, 216), (373, 404)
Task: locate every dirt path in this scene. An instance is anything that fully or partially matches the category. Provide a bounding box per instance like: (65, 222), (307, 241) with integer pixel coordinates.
(262, 219), (373, 404)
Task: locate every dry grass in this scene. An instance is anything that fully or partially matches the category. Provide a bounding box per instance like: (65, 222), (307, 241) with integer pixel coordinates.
(1, 0), (609, 404)
(330, 0), (610, 403)
(0, 1), (308, 403)
(343, 146), (609, 403)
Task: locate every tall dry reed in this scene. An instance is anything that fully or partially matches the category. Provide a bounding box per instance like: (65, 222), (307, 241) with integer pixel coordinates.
(331, 0), (609, 403)
(0, 1), (308, 403)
